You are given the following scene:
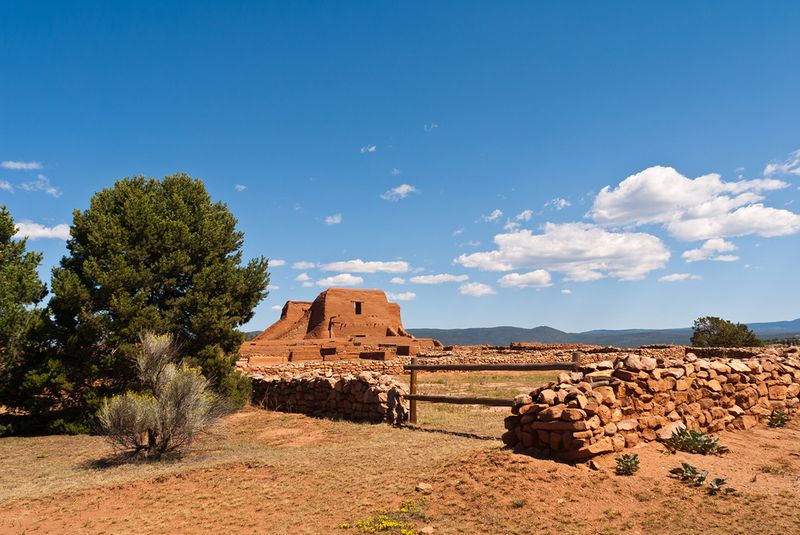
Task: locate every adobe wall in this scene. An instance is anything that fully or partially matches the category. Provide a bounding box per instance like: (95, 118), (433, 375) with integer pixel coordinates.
(502, 346), (800, 462)
(252, 301), (313, 341)
(305, 289), (407, 339)
(251, 371), (408, 424)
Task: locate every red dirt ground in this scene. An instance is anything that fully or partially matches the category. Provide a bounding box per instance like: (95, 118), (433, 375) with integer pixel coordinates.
(1, 408), (799, 534)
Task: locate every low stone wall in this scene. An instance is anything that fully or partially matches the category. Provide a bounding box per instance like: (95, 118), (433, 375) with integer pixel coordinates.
(251, 371), (409, 424)
(502, 347), (800, 462)
(238, 344), (641, 378)
(243, 358), (406, 378)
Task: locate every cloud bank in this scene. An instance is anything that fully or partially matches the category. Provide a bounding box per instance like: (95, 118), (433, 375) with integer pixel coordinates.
(456, 222), (669, 281)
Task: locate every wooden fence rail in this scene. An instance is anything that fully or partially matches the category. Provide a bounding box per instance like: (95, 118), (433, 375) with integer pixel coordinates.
(405, 351), (583, 424)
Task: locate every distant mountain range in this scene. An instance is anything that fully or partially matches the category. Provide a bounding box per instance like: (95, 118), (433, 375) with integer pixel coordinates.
(409, 318), (800, 348)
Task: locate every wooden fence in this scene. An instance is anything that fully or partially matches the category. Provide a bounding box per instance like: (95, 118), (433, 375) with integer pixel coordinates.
(404, 351), (584, 424)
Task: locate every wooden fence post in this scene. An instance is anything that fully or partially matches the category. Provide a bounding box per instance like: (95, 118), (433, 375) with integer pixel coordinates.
(409, 356), (417, 424)
(571, 351), (582, 371)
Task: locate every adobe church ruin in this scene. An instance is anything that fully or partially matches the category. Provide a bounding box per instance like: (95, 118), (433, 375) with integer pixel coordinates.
(240, 288), (441, 365)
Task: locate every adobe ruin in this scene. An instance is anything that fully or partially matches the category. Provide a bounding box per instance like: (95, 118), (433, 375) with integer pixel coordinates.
(240, 288), (441, 365)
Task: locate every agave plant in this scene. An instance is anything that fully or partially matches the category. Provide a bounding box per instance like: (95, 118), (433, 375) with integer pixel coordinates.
(707, 478), (735, 496)
(615, 454), (640, 476)
(669, 462), (708, 487)
(664, 428), (729, 456)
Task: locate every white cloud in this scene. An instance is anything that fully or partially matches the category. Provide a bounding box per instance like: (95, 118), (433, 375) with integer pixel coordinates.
(19, 174), (60, 197)
(391, 168), (401, 176)
(360, 145), (377, 153)
(682, 239), (739, 263)
(515, 209), (534, 221)
(424, 123), (439, 132)
(234, 184), (247, 192)
(409, 273), (469, 284)
(292, 261), (316, 269)
(483, 209), (503, 222)
(386, 291), (416, 301)
(271, 304), (283, 311)
(545, 198), (571, 210)
(503, 220), (521, 232)
(666, 204), (800, 241)
(324, 213), (342, 225)
(302, 281), (314, 288)
(320, 259), (409, 273)
(267, 284), (280, 291)
(316, 273), (364, 287)
(498, 270), (552, 288)
(389, 277), (406, 284)
(0, 181), (12, 193)
(589, 165), (797, 241)
(1, 160), (42, 170)
(658, 273), (702, 282)
(561, 288), (572, 295)
(380, 184), (418, 201)
(452, 228), (464, 237)
(13, 221), (70, 240)
(764, 149), (800, 177)
(455, 222), (670, 281)
(295, 273), (311, 282)
(270, 259), (287, 267)
(458, 282), (496, 296)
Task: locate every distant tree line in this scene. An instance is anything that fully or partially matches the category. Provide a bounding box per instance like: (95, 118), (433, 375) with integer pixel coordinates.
(0, 174), (269, 435)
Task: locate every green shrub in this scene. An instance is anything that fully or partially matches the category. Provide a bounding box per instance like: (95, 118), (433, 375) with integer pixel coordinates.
(768, 410), (788, 428)
(615, 453), (640, 476)
(663, 428), (729, 455)
(46, 418), (90, 435)
(218, 368), (253, 410)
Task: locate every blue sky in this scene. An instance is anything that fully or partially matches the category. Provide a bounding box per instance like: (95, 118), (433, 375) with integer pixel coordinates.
(2, 1), (799, 332)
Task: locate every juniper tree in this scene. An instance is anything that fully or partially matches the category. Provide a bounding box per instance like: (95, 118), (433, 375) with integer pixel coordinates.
(46, 174), (269, 419)
(0, 206), (47, 396)
(690, 316), (762, 348)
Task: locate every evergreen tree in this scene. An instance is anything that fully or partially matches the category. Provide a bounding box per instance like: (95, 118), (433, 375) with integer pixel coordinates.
(46, 174), (269, 420)
(690, 316), (762, 348)
(0, 206), (47, 396)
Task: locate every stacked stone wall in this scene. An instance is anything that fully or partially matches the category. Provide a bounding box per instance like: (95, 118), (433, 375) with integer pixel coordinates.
(503, 346), (800, 462)
(239, 344), (654, 378)
(251, 371), (409, 424)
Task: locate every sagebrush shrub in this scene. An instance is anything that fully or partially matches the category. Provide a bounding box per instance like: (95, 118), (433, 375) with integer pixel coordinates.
(98, 333), (219, 458)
